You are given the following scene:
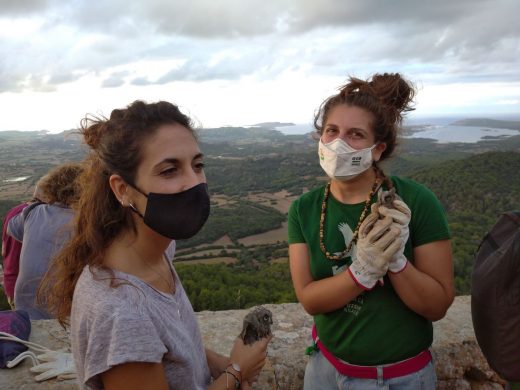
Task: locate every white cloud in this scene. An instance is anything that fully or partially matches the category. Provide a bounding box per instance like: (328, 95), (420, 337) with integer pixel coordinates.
(0, 0), (519, 130)
(496, 99), (520, 105)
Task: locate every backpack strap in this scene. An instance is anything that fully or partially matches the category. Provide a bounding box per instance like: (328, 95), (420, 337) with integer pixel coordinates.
(22, 201), (45, 223)
(504, 211), (520, 226)
(476, 211), (520, 253)
(477, 232), (496, 252)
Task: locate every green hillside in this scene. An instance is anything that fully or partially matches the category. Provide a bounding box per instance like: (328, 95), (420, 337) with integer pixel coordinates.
(178, 151), (520, 301)
(204, 152), (322, 196)
(1, 126), (519, 310)
(176, 200), (286, 249)
(410, 151), (520, 293)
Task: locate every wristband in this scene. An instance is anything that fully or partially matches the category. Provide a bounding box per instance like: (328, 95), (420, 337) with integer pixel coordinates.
(227, 363), (241, 380)
(225, 369), (240, 389)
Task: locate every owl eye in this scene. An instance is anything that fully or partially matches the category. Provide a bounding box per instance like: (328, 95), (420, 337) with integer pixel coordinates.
(263, 314), (269, 322)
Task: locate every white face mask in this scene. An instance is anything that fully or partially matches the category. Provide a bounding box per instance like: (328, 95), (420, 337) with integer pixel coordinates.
(318, 138), (377, 181)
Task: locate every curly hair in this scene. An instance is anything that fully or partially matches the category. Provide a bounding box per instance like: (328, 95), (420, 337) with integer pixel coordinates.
(38, 163), (83, 206)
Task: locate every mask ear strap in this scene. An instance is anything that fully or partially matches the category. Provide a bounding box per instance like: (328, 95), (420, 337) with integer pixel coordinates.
(128, 202), (145, 219)
(130, 185), (148, 198)
(120, 176), (147, 219)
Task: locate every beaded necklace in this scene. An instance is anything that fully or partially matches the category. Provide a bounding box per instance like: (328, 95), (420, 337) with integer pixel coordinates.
(319, 175), (380, 261)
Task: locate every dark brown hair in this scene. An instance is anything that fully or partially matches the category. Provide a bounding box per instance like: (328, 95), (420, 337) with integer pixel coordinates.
(39, 100), (194, 326)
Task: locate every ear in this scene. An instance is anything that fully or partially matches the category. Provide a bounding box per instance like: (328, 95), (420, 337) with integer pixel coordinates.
(373, 142), (387, 162)
(109, 174), (129, 206)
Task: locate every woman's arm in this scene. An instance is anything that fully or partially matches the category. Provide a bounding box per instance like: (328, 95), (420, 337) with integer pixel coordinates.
(6, 212), (24, 243)
(100, 359), (255, 390)
(209, 336), (270, 390)
(289, 243), (364, 315)
(388, 239), (455, 321)
(206, 348), (229, 379)
(101, 362), (168, 390)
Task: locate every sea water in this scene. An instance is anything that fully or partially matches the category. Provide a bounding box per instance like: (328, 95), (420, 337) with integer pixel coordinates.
(275, 123), (314, 135)
(405, 125), (519, 143)
(276, 123), (519, 143)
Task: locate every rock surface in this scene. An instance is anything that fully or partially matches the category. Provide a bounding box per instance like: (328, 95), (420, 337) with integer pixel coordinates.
(0, 296), (506, 389)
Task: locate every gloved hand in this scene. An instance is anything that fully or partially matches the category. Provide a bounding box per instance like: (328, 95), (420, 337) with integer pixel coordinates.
(348, 215), (402, 290)
(30, 350), (76, 382)
(378, 199), (411, 273)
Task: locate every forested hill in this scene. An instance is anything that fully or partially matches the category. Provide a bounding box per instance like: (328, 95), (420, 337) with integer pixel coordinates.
(409, 151), (520, 292)
(411, 151), (520, 217)
(1, 126), (519, 309)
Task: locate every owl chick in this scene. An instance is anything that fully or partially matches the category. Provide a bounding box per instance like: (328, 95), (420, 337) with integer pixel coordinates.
(359, 188), (398, 237)
(378, 188), (397, 209)
(239, 306), (273, 345)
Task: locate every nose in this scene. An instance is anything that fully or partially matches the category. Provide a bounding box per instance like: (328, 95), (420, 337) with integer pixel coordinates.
(181, 166), (204, 192)
(337, 130), (351, 143)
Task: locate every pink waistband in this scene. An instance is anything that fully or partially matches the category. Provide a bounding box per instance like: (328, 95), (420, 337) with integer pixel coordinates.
(311, 325), (432, 380)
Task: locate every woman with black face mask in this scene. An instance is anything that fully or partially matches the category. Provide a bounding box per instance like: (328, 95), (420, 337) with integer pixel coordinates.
(39, 101), (269, 390)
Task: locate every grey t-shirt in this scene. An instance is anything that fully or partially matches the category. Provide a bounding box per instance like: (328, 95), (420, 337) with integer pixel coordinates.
(71, 259), (211, 389)
(7, 203), (74, 319)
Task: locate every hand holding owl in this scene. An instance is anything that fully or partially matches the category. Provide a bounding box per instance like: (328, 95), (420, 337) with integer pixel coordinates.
(226, 306), (273, 389)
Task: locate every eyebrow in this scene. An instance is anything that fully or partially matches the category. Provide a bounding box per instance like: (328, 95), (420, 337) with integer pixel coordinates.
(325, 123), (367, 133)
(155, 153), (205, 166)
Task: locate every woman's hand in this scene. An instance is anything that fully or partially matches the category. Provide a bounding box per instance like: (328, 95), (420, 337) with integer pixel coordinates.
(228, 335), (271, 383)
(350, 215), (401, 289)
(379, 199), (411, 273)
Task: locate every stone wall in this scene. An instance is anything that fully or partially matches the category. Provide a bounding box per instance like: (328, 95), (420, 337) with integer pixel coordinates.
(0, 296), (507, 389)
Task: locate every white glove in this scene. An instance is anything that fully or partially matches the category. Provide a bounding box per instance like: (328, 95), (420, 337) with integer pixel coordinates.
(349, 215), (401, 290)
(0, 331), (76, 382)
(378, 199), (411, 273)
(30, 350), (76, 381)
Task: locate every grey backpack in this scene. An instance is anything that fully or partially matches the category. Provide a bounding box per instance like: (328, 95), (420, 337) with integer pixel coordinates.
(471, 211), (520, 381)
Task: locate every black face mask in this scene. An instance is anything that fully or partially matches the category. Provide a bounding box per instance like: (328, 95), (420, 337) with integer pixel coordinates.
(128, 182), (210, 240)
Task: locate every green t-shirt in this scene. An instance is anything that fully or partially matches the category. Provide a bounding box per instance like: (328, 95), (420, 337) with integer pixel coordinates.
(288, 176), (451, 365)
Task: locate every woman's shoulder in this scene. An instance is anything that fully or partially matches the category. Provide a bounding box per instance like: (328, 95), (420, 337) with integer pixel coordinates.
(390, 175), (448, 219)
(74, 266), (148, 317)
(390, 176), (428, 191)
(288, 186), (325, 219)
(292, 185), (325, 205)
(390, 176), (439, 201)
(40, 203), (74, 217)
(24, 203), (74, 228)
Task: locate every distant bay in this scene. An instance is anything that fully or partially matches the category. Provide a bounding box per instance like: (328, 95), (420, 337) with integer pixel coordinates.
(274, 123), (314, 135)
(275, 122), (520, 143)
(404, 125), (519, 143)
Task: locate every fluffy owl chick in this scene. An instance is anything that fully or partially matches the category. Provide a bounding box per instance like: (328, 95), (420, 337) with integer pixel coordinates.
(359, 188), (397, 238)
(239, 306), (273, 345)
(378, 188), (397, 209)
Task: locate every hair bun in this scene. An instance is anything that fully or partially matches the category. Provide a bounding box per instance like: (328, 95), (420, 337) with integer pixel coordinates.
(369, 73), (415, 113)
(80, 116), (107, 150)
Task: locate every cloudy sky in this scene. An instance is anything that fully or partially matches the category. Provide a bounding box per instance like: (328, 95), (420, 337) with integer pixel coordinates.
(0, 0), (519, 132)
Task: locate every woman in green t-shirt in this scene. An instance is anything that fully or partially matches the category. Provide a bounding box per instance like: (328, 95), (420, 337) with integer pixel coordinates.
(288, 73), (454, 389)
